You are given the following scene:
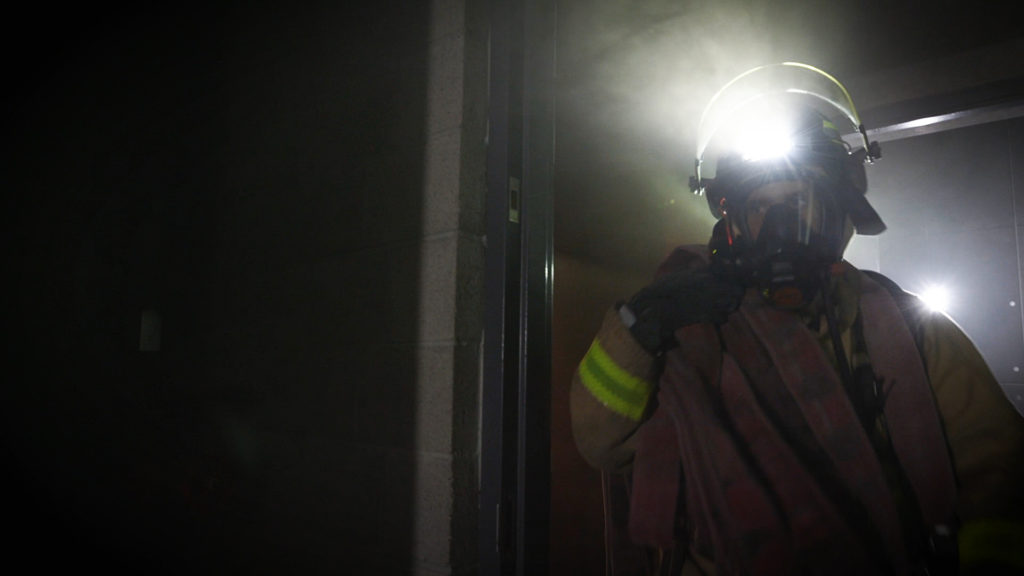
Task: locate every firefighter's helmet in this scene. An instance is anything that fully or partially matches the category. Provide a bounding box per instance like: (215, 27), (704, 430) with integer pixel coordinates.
(690, 63), (886, 307)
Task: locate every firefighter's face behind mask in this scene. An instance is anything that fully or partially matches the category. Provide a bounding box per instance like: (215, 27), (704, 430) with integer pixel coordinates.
(723, 164), (849, 308)
(743, 179), (823, 245)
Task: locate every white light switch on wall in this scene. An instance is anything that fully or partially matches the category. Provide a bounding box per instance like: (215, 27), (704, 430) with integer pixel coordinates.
(140, 309), (162, 351)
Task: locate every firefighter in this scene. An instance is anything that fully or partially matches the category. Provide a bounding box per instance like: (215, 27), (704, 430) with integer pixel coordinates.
(571, 63), (1024, 575)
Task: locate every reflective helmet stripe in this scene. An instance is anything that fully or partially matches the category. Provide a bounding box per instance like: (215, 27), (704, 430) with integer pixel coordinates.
(578, 339), (653, 421)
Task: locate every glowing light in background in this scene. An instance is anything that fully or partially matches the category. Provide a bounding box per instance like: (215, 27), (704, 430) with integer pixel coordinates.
(919, 284), (952, 314)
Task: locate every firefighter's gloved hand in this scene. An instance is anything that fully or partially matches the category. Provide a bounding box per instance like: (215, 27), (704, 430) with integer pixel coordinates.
(619, 270), (744, 355)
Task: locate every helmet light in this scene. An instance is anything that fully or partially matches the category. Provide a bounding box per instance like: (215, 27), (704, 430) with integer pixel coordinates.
(691, 62), (875, 196)
(735, 118), (795, 161)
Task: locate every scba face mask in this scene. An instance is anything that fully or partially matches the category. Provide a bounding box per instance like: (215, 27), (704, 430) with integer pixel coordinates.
(725, 164), (848, 308)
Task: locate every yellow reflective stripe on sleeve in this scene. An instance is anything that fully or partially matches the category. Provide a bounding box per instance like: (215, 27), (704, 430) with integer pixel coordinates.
(958, 519), (1024, 570)
(578, 339), (653, 421)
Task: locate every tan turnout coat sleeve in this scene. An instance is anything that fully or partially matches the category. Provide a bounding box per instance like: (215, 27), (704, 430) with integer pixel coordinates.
(570, 307), (660, 473)
(919, 312), (1024, 568)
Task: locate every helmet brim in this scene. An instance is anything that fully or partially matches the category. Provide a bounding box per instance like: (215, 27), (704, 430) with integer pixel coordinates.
(842, 190), (886, 236)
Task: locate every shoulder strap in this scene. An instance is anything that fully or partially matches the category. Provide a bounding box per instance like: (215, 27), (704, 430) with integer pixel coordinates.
(858, 272), (959, 530)
(861, 270), (927, 352)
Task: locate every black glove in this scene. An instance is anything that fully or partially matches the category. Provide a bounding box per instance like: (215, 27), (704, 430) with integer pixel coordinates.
(620, 269), (744, 355)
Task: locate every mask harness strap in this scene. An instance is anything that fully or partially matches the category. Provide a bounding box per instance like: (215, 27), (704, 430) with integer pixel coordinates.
(819, 268), (855, 393)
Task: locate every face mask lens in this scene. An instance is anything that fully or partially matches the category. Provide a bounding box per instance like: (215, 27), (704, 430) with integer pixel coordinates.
(742, 180), (818, 244)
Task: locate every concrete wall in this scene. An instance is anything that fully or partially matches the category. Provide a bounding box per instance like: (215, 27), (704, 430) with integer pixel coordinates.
(9, 3), (485, 574)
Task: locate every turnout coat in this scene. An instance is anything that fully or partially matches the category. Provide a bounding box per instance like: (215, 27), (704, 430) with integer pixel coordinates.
(571, 246), (1024, 575)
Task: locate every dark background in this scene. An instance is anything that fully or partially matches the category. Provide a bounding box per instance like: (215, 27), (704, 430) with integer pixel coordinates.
(9, 4), (436, 573)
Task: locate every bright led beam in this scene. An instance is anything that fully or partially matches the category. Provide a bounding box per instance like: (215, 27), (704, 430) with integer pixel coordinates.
(920, 284), (952, 314)
(728, 112), (794, 161)
(736, 129), (793, 161)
